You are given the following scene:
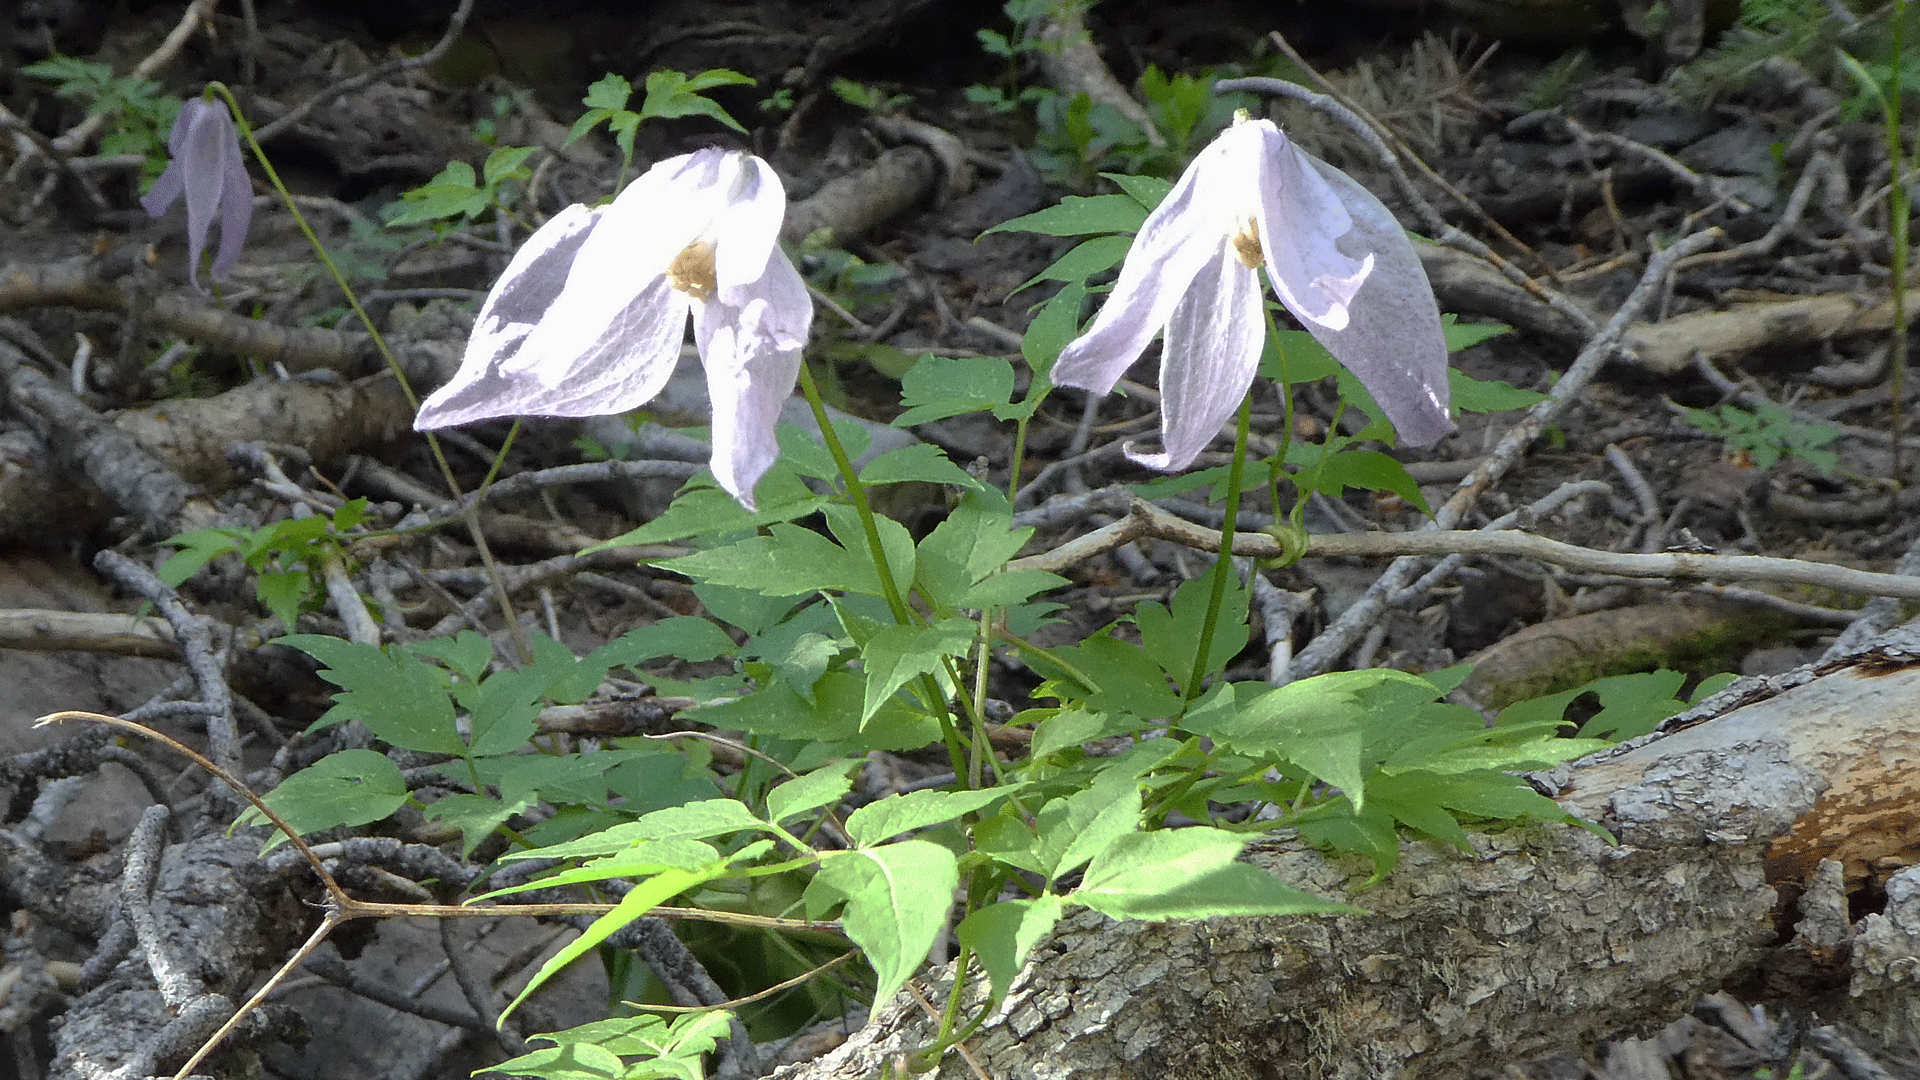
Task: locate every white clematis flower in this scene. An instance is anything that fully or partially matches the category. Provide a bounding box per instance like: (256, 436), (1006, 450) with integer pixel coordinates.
(1051, 117), (1453, 470)
(415, 147), (813, 509)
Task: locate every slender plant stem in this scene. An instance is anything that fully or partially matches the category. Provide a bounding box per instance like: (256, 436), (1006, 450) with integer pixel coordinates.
(1184, 394), (1253, 702)
(795, 364), (970, 779)
(208, 82), (529, 659)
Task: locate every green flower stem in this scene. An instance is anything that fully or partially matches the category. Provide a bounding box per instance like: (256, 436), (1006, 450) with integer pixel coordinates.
(1184, 393), (1253, 702)
(208, 82), (529, 660)
(795, 363), (970, 780)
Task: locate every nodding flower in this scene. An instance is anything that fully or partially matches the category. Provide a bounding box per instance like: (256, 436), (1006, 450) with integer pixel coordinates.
(1050, 115), (1453, 470)
(414, 147), (813, 510)
(142, 97), (253, 290)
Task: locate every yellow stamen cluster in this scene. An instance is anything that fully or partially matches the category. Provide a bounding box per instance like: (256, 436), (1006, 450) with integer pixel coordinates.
(1230, 219), (1264, 270)
(667, 240), (718, 300)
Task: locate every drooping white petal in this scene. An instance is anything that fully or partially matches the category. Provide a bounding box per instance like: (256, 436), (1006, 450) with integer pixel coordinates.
(418, 203), (692, 429)
(1249, 122), (1369, 332)
(693, 247), (813, 508)
(144, 99), (252, 290)
(210, 117), (253, 281)
(710, 155), (786, 303)
(509, 148), (728, 370)
(1296, 155), (1454, 447)
(1049, 134), (1243, 395)
(1127, 243), (1265, 471)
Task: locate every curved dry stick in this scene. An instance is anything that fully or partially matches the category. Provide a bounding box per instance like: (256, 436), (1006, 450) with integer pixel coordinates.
(1009, 496), (1920, 601)
(1288, 226), (1724, 678)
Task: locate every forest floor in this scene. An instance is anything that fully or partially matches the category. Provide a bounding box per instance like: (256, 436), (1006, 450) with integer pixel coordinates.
(2, 0), (1916, 1078)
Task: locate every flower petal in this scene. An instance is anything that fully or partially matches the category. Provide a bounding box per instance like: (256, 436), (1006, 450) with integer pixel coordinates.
(1250, 122), (1369, 332)
(693, 248), (813, 508)
(1296, 154), (1454, 447)
(209, 118), (253, 282)
(506, 148), (730, 372)
(710, 154), (786, 303)
(1050, 133), (1242, 394)
(416, 203), (690, 428)
(1126, 244), (1264, 471)
(175, 100), (241, 289)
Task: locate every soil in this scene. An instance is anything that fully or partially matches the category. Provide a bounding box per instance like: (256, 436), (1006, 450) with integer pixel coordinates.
(1, 1), (1915, 1078)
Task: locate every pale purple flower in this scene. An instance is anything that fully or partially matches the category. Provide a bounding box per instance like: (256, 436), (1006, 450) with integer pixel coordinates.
(142, 97), (253, 290)
(415, 147), (813, 509)
(1052, 117), (1453, 469)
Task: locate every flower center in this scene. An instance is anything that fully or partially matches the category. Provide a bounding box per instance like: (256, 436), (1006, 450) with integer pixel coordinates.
(1230, 219), (1264, 270)
(667, 239), (718, 300)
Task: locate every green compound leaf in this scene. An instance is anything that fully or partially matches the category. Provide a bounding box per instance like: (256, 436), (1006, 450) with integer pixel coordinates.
(279, 635), (465, 756)
(858, 443), (982, 489)
(810, 841), (958, 1010)
(894, 355), (1018, 426)
(236, 748), (406, 852)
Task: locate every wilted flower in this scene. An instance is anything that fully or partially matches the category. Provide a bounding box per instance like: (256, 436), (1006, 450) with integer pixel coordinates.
(415, 147), (812, 509)
(142, 97), (253, 289)
(1051, 116), (1452, 470)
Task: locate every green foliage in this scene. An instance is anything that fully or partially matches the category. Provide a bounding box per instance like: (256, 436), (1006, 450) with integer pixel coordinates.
(21, 55), (181, 170)
(1679, 401), (1840, 471)
(159, 500), (372, 632)
(384, 146), (536, 229)
(567, 69), (754, 181)
(829, 78), (912, 114)
(490, 1010), (734, 1080)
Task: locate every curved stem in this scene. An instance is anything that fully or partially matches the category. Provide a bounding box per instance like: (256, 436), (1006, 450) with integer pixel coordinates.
(209, 82), (528, 660)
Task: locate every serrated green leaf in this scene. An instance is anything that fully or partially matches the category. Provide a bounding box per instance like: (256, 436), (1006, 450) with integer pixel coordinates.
(406, 630), (495, 682)
(1036, 768), (1141, 880)
(985, 193), (1148, 237)
(811, 841), (957, 1010)
(590, 616), (736, 670)
(1450, 369), (1548, 413)
(819, 504), (917, 600)
(236, 748), (406, 852)
(1133, 575), (1249, 693)
(766, 760), (862, 824)
(859, 618), (974, 726)
(858, 443), (980, 488)
(1013, 234), (1132, 296)
(1021, 280), (1086, 379)
(581, 73), (633, 112)
(845, 785), (1023, 847)
(956, 895), (1065, 1004)
(255, 569), (311, 634)
(956, 568), (1063, 610)
(483, 144), (536, 185)
(280, 635), (466, 755)
(894, 355), (1018, 426)
(594, 470), (825, 549)
(494, 798), (765, 865)
(421, 791), (532, 858)
(1074, 828), (1347, 919)
(1441, 315), (1512, 352)
(661, 523), (862, 597)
